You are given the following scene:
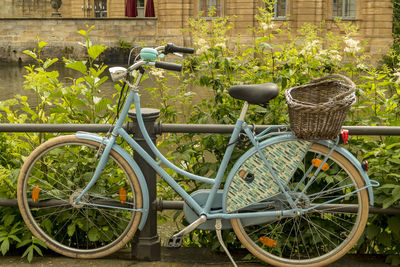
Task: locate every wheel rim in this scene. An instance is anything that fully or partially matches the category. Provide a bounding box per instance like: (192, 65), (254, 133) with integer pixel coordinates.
(19, 137), (142, 256)
(231, 143), (369, 266)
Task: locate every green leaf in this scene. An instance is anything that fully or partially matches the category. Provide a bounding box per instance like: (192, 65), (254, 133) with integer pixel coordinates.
(3, 214), (15, 226)
(377, 232), (391, 247)
(65, 61), (87, 74)
(8, 235), (21, 243)
(77, 30), (87, 37)
(95, 98), (111, 113)
(43, 58), (59, 70)
(1, 238), (9, 255)
(27, 247), (33, 262)
(38, 41), (48, 49)
(382, 197), (396, 209)
(388, 216), (400, 236)
(365, 224), (380, 239)
(392, 186), (400, 202)
(379, 184), (397, 189)
(88, 228), (100, 242)
(32, 245), (43, 257)
(31, 237), (47, 249)
(16, 239), (32, 248)
(67, 223), (76, 237)
(23, 50), (37, 60)
(95, 76), (108, 87)
(88, 45), (107, 60)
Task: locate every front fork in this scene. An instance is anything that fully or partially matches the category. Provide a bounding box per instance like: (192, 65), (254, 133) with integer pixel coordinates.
(75, 134), (116, 203)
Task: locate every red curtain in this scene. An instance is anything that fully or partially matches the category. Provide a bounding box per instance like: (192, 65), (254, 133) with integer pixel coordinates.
(125, 0), (138, 17)
(145, 0), (155, 17)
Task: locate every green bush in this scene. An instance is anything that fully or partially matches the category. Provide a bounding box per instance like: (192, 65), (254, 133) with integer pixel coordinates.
(0, 25), (117, 262)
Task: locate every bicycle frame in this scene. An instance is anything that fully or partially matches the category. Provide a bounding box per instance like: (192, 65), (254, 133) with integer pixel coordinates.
(74, 66), (377, 231)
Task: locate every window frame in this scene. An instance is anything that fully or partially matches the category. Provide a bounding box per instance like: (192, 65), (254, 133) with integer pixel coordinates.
(332, 0), (356, 20)
(199, 0), (223, 18)
(137, 0), (145, 17)
(94, 0), (107, 17)
(273, 0), (287, 20)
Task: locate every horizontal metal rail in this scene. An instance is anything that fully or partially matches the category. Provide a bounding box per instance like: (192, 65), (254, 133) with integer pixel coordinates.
(1, 198), (399, 215)
(0, 123), (400, 135)
(1, 122), (399, 215)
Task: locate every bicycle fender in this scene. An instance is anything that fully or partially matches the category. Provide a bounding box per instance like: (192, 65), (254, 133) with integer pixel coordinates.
(75, 132), (150, 230)
(223, 134), (375, 213)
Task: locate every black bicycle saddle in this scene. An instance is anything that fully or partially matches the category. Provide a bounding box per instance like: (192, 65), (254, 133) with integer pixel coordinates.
(228, 83), (279, 105)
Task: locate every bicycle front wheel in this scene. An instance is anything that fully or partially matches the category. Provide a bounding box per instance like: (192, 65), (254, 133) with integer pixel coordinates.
(231, 143), (369, 267)
(17, 135), (143, 258)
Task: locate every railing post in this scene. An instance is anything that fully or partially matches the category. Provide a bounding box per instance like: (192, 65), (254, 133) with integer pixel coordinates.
(128, 108), (161, 261)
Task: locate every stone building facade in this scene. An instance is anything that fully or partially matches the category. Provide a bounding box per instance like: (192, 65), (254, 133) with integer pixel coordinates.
(0, 0), (393, 62)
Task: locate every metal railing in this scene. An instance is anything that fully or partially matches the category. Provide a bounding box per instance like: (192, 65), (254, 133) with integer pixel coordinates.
(1, 122), (400, 135)
(1, 111), (400, 260)
(1, 121), (400, 215)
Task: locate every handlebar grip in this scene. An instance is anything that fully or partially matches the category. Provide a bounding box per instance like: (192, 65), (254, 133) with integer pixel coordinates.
(165, 43), (195, 54)
(154, 61), (182, 72)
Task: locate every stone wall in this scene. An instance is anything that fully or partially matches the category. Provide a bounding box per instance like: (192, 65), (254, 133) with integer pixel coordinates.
(0, 18), (159, 63)
(1, 0), (52, 18)
(0, 0), (394, 63)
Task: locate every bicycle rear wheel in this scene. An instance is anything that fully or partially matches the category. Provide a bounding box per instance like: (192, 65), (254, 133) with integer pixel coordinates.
(17, 135), (143, 258)
(231, 143), (369, 267)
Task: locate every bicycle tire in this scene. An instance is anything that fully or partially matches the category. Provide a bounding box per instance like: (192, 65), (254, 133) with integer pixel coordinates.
(17, 135), (143, 258)
(231, 142), (369, 267)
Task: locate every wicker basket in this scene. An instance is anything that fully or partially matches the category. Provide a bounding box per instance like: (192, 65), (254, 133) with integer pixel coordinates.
(285, 74), (356, 140)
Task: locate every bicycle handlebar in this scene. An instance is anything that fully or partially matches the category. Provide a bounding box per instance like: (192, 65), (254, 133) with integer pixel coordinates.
(154, 61), (183, 72)
(164, 43), (195, 54)
(110, 44), (192, 81)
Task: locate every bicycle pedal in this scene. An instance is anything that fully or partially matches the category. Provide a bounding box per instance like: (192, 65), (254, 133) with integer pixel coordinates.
(166, 236), (182, 248)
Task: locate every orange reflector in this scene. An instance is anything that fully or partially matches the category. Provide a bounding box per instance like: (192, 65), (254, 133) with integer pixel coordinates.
(259, 236), (277, 247)
(311, 159), (329, 171)
(119, 186), (127, 204)
(32, 185), (40, 203)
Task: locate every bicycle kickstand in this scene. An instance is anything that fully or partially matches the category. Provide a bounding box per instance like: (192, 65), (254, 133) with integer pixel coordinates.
(215, 219), (238, 267)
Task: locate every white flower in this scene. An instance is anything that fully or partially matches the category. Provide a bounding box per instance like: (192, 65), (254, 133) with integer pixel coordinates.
(393, 72), (400, 84)
(300, 40), (320, 56)
(329, 50), (342, 62)
(196, 45), (210, 54)
(184, 91), (195, 97)
(150, 68), (165, 79)
(314, 49), (342, 64)
(195, 38), (208, 47)
(261, 22), (275, 31)
(215, 43), (226, 49)
(357, 63), (367, 70)
(344, 38), (360, 54)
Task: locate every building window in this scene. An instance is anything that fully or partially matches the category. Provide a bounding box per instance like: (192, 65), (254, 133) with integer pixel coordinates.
(137, 0), (145, 17)
(94, 0), (107, 17)
(274, 0), (286, 19)
(333, 0), (356, 19)
(200, 0), (222, 17)
(265, 0), (286, 19)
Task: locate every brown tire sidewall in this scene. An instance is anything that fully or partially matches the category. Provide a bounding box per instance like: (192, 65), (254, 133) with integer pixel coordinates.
(17, 135), (143, 258)
(231, 143), (369, 267)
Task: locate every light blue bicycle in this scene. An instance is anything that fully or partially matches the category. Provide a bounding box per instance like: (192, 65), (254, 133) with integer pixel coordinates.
(17, 44), (378, 267)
